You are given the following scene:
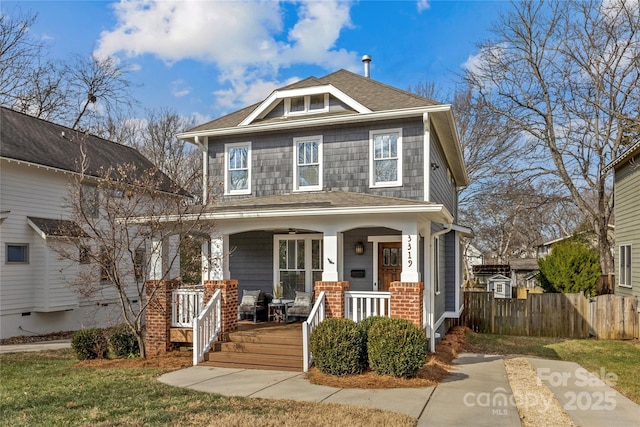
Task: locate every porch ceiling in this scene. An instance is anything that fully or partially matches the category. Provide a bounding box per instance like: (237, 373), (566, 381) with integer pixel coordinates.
(189, 191), (453, 224)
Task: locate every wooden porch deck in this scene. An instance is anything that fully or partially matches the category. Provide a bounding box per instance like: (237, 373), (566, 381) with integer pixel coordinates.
(200, 320), (304, 372)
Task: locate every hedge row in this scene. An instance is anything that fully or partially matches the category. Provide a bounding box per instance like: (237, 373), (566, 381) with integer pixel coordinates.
(309, 316), (428, 378)
(71, 324), (139, 360)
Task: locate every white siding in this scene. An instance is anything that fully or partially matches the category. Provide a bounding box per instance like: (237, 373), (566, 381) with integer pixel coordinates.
(1, 160), (100, 337)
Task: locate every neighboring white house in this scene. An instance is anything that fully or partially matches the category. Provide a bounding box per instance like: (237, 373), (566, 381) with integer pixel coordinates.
(0, 107), (176, 339)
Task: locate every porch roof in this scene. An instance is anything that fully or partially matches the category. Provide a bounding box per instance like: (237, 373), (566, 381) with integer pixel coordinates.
(193, 191), (453, 224)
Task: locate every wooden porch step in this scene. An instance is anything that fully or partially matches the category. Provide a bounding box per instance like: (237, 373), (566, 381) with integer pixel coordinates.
(204, 322), (304, 371)
(204, 351), (303, 371)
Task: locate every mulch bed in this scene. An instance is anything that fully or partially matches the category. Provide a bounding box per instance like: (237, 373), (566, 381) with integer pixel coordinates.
(306, 325), (466, 389)
(0, 330), (75, 345)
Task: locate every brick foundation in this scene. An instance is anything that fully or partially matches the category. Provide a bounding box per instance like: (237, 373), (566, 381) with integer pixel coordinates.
(203, 280), (238, 335)
(314, 281), (349, 318)
(145, 279), (181, 355)
(389, 281), (424, 328)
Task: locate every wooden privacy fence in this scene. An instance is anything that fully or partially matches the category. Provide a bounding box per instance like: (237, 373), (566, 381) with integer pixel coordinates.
(463, 292), (639, 339)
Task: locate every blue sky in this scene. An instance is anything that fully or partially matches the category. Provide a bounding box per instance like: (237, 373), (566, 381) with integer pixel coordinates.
(5, 0), (510, 124)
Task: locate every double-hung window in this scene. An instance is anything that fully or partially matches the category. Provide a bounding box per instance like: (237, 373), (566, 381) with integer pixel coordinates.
(225, 142), (251, 195)
(294, 136), (322, 191)
(370, 128), (402, 187)
(619, 244), (632, 287)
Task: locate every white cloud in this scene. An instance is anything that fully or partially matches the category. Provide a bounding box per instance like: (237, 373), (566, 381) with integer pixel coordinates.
(94, 0), (359, 111)
(171, 79), (191, 97)
(417, 0), (430, 13)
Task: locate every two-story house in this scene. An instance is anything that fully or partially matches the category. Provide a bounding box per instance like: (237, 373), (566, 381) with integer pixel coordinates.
(174, 67), (470, 348)
(604, 141), (640, 300)
(0, 107), (176, 339)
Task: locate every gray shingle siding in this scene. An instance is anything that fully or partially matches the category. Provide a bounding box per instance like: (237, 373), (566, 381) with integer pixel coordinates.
(429, 131), (457, 215)
(209, 118), (426, 201)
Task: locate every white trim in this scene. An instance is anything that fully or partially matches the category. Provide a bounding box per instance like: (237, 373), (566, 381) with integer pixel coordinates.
(423, 112), (431, 201)
(151, 203), (454, 224)
(369, 128), (403, 188)
(224, 141), (251, 195)
(240, 85), (371, 126)
(181, 105), (452, 139)
(618, 243), (632, 288)
(434, 236), (441, 295)
(293, 135), (323, 191)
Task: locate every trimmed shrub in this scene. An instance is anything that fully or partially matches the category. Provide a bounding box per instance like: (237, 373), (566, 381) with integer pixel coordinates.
(367, 318), (428, 378)
(71, 328), (108, 360)
(108, 324), (139, 357)
(359, 315), (387, 361)
(310, 318), (366, 376)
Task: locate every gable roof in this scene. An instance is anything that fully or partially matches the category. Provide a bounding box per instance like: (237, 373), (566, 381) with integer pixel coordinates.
(188, 70), (439, 133)
(180, 70), (469, 187)
(0, 107), (179, 194)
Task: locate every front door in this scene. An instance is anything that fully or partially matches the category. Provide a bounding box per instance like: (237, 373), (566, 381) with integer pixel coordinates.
(378, 242), (401, 292)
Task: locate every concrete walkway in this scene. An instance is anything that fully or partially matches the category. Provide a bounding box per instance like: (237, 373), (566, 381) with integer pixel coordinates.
(159, 353), (640, 427)
(3, 341), (637, 426)
(0, 339), (71, 353)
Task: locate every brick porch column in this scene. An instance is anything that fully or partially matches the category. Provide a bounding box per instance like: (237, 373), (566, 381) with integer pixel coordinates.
(203, 280), (238, 334)
(314, 281), (349, 318)
(389, 281), (423, 329)
(145, 279), (181, 355)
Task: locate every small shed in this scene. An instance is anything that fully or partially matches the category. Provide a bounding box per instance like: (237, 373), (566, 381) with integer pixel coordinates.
(487, 274), (512, 298)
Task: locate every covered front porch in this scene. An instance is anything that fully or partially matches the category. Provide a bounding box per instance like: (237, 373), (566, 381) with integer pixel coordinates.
(145, 192), (467, 370)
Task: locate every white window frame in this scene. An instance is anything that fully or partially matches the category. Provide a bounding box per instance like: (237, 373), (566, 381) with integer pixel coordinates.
(6, 243), (29, 264)
(273, 234), (323, 296)
(224, 142), (251, 195)
(619, 244), (632, 288)
(293, 136), (323, 191)
(369, 128), (403, 188)
(284, 94), (329, 116)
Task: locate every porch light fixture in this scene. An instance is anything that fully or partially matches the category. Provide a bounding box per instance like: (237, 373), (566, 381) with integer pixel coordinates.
(431, 162), (440, 171)
(355, 242), (365, 255)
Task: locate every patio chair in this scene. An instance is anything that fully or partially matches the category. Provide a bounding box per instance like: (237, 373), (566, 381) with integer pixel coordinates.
(238, 290), (271, 322)
(285, 291), (313, 323)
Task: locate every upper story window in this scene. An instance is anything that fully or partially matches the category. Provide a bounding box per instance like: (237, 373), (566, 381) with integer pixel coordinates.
(370, 128), (403, 187)
(225, 142), (251, 195)
(285, 94), (329, 116)
(619, 244), (632, 287)
(81, 183), (98, 217)
(294, 136), (323, 191)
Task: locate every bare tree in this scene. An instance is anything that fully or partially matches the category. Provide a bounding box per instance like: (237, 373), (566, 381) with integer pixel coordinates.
(55, 148), (212, 358)
(65, 54), (136, 130)
(0, 8), (47, 105)
(464, 0), (640, 273)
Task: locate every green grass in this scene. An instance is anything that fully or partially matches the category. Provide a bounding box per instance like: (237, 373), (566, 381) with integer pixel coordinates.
(0, 349), (414, 426)
(464, 332), (640, 404)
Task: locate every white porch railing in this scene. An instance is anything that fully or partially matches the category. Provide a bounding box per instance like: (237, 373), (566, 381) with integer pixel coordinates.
(302, 291), (326, 372)
(193, 289), (222, 365)
(344, 291), (391, 322)
(171, 288), (204, 327)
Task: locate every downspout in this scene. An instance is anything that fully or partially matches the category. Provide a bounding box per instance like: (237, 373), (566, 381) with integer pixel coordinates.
(428, 221), (452, 352)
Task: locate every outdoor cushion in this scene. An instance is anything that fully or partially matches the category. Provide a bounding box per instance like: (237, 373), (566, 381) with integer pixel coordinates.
(287, 291), (313, 319)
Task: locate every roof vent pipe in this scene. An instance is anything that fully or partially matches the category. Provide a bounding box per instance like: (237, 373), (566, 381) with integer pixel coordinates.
(362, 55), (372, 78)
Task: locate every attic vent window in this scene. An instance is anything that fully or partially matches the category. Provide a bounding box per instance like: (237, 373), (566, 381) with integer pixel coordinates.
(285, 94), (329, 116)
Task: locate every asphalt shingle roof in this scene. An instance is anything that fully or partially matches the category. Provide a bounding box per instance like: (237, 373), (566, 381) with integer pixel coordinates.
(187, 69), (441, 133)
(1, 107), (179, 193)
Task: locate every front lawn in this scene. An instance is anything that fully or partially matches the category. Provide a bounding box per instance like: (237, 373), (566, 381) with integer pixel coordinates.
(0, 349), (414, 426)
(464, 331), (640, 404)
